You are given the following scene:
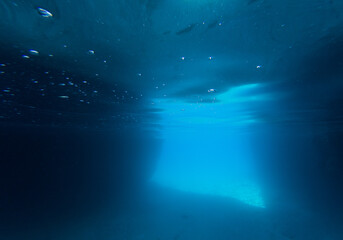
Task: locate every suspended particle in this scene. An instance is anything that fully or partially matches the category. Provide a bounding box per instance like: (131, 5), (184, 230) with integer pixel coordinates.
(22, 55), (30, 59)
(208, 88), (217, 93)
(88, 50), (95, 55)
(37, 7), (53, 18)
(29, 49), (39, 56)
(58, 96), (69, 99)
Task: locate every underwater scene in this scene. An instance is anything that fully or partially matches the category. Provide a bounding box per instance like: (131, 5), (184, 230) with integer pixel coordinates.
(0, 0), (343, 239)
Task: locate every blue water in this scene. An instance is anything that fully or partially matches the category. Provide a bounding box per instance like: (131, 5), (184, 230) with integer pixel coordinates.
(0, 0), (343, 239)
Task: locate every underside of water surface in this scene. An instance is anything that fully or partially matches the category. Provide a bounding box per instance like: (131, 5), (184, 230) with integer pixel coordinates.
(0, 0), (343, 239)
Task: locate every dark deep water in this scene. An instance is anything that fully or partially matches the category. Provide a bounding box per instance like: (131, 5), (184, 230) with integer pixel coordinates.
(1, 0), (343, 239)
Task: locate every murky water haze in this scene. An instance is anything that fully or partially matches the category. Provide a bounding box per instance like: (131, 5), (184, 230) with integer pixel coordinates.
(0, 0), (343, 239)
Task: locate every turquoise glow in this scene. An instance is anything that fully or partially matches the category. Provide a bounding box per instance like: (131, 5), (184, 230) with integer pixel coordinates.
(151, 83), (267, 208)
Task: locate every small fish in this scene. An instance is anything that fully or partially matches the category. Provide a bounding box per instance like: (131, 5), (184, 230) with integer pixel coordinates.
(37, 7), (53, 18)
(162, 30), (171, 35)
(207, 20), (218, 29)
(176, 24), (196, 35)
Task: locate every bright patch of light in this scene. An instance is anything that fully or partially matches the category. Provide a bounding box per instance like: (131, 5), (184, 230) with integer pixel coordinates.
(151, 83), (268, 208)
(153, 177), (265, 208)
(151, 127), (266, 208)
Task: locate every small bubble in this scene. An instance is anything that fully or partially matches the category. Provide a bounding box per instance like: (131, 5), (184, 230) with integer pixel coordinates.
(58, 96), (69, 99)
(37, 7), (53, 18)
(256, 65), (262, 69)
(181, 56), (185, 60)
(29, 49), (39, 56)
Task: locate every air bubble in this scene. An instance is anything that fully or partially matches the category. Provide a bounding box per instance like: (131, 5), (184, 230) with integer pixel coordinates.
(37, 8), (53, 18)
(29, 49), (39, 56)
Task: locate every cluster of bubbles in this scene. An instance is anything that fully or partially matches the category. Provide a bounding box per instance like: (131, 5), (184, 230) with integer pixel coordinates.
(0, 7), (154, 129)
(0, 46), (146, 129)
